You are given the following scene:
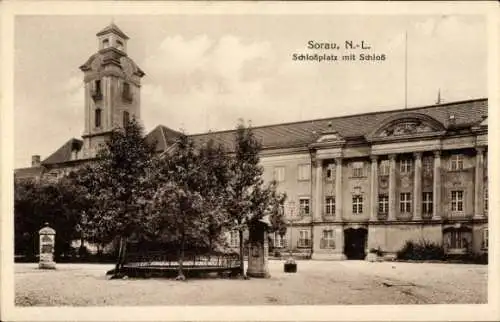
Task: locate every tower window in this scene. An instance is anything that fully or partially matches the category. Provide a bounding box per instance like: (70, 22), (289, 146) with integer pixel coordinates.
(102, 39), (110, 48)
(123, 111), (130, 127)
(95, 109), (102, 128)
(93, 80), (102, 100)
(123, 82), (132, 102)
(116, 40), (124, 51)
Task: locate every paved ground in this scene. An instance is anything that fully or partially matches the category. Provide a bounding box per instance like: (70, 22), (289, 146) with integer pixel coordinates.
(15, 260), (487, 306)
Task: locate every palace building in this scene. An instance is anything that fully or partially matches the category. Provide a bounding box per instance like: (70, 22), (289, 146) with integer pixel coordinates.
(15, 23), (489, 260)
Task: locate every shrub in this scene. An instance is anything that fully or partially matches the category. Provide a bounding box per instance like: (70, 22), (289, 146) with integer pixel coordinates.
(369, 247), (384, 257)
(397, 240), (445, 261)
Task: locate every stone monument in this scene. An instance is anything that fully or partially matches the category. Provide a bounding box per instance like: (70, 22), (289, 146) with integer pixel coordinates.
(246, 215), (271, 278)
(38, 223), (56, 269)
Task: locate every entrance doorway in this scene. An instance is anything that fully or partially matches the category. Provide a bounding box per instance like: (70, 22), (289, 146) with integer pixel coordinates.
(344, 228), (368, 260)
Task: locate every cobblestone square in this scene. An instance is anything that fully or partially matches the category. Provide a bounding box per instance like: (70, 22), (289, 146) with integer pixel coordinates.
(15, 260), (487, 306)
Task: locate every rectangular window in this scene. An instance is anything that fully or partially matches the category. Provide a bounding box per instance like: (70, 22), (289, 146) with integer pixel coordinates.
(298, 230), (311, 247)
(352, 196), (363, 214)
(230, 231), (239, 248)
(450, 154), (464, 171)
(321, 230), (335, 249)
(422, 192), (433, 214)
(400, 192), (412, 213)
(379, 160), (389, 176)
(451, 190), (464, 212)
(273, 166), (285, 182)
(378, 194), (389, 214)
(123, 111), (130, 127)
(482, 228), (488, 250)
(95, 80), (102, 97)
(95, 108), (102, 128)
(484, 186), (488, 211)
(325, 196), (335, 215)
(400, 159), (412, 173)
(449, 231), (467, 249)
(297, 164), (310, 181)
(299, 198), (310, 215)
(352, 161), (364, 177)
(123, 82), (132, 101)
(271, 232), (284, 248)
(325, 165), (335, 180)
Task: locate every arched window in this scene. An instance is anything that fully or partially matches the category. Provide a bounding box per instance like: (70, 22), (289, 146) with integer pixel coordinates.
(116, 40), (124, 51)
(102, 38), (109, 49)
(95, 109), (102, 128)
(123, 111), (130, 127)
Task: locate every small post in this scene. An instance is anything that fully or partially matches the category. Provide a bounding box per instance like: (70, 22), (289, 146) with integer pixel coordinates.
(38, 223), (56, 269)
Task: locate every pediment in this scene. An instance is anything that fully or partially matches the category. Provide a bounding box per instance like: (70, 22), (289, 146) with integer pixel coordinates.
(480, 117), (487, 127)
(367, 113), (446, 142)
(316, 130), (344, 143)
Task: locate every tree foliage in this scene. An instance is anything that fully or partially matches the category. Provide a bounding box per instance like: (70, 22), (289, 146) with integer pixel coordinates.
(225, 120), (287, 275)
(14, 178), (86, 259)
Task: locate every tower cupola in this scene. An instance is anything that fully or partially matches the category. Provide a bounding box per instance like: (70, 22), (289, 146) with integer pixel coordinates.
(96, 22), (129, 53)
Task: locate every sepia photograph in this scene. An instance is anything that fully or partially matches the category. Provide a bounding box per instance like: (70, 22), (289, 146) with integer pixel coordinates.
(1, 1), (498, 321)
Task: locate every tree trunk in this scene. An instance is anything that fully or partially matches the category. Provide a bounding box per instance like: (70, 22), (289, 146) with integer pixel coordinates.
(115, 236), (127, 272)
(239, 229), (245, 276)
(177, 235), (185, 280)
(115, 237), (123, 272)
(79, 235), (85, 257)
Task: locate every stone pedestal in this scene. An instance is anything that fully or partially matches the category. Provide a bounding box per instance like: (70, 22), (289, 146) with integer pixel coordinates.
(38, 223), (56, 269)
(246, 222), (270, 278)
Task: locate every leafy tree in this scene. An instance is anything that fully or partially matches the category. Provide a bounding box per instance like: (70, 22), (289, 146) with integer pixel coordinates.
(150, 134), (208, 279)
(14, 178), (85, 259)
(197, 139), (233, 251)
(226, 121), (287, 276)
(70, 118), (158, 272)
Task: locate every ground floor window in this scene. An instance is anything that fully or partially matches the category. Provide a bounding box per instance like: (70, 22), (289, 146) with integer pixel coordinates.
(298, 230), (311, 248)
(482, 228), (488, 250)
(445, 229), (471, 251)
(321, 230), (335, 249)
(270, 231), (285, 248)
(230, 231), (239, 248)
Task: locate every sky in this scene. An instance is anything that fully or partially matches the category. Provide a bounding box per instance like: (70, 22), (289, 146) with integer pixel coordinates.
(14, 14), (487, 168)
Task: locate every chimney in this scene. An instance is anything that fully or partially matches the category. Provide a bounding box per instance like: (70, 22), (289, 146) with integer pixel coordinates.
(31, 155), (41, 167)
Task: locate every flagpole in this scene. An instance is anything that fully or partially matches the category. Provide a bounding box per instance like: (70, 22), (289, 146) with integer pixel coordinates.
(405, 31), (408, 109)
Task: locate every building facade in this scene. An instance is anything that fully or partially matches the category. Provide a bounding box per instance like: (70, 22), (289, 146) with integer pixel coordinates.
(15, 24), (489, 260)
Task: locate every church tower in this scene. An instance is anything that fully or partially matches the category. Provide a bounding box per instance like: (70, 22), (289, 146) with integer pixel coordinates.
(79, 23), (145, 158)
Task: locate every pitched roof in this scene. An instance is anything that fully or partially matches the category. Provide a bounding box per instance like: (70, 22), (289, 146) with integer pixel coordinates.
(35, 98), (488, 166)
(42, 138), (83, 165)
(96, 22), (129, 40)
(184, 98), (487, 152)
(145, 125), (182, 152)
